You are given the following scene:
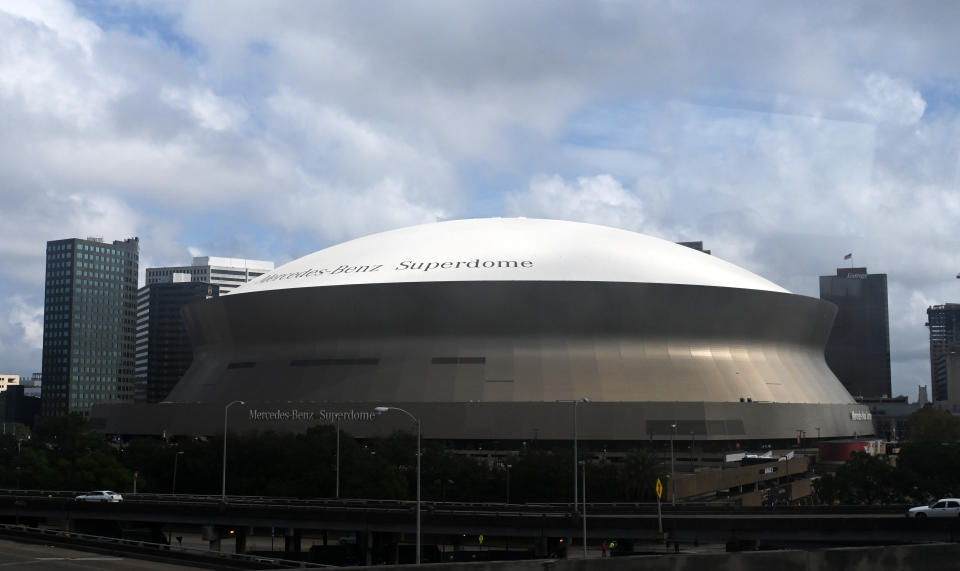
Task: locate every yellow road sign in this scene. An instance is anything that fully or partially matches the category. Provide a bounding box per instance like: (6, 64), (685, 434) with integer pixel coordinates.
(478, 534), (484, 545)
(656, 478), (663, 499)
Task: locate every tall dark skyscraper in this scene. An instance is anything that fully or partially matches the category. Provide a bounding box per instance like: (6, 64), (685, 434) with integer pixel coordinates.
(41, 237), (139, 418)
(819, 267), (892, 398)
(926, 304), (960, 402)
(135, 277), (219, 403)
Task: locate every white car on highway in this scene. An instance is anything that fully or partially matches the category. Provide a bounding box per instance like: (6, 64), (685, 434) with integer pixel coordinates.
(75, 490), (123, 503)
(907, 498), (960, 518)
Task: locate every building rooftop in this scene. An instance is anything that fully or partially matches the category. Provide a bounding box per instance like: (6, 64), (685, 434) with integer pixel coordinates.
(233, 218), (788, 295)
(190, 256), (274, 270)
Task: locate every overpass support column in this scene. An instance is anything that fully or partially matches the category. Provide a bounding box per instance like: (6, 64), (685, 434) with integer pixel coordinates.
(534, 536), (547, 558)
(355, 531), (372, 566)
(371, 531), (398, 565)
(202, 525), (221, 552)
(284, 528), (301, 554)
(390, 533), (400, 564)
(234, 527), (248, 554)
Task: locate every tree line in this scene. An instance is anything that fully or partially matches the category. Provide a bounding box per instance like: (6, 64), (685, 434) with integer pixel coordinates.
(0, 415), (664, 503)
(816, 406), (960, 505)
(5, 406), (956, 505)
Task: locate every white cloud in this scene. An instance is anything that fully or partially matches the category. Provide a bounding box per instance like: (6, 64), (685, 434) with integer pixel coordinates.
(7, 296), (43, 350)
(0, 295), (44, 376)
(0, 0), (100, 55)
(847, 72), (926, 126)
(0, 1), (120, 127)
(161, 87), (246, 132)
(275, 178), (448, 244)
(0, 1), (959, 400)
(506, 174), (651, 233)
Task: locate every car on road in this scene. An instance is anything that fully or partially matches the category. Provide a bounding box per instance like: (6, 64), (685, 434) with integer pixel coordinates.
(907, 498), (960, 518)
(75, 490), (123, 503)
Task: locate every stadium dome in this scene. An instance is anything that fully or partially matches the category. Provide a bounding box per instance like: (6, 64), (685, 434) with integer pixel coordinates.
(101, 218), (872, 443)
(229, 218), (787, 295)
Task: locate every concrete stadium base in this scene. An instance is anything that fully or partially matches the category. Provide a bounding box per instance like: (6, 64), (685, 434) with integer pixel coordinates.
(91, 399), (872, 443)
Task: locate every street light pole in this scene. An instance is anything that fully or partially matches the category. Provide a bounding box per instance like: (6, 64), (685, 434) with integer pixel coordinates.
(375, 406), (421, 565)
(690, 430), (696, 471)
(581, 460), (587, 559)
(222, 400), (245, 502)
(172, 451), (184, 494)
(505, 464), (512, 504)
(335, 416), (341, 499)
(564, 397), (590, 514)
(670, 422), (677, 506)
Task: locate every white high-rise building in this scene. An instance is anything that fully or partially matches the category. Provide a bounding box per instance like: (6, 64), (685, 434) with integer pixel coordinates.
(0, 374), (21, 393)
(145, 256), (274, 294)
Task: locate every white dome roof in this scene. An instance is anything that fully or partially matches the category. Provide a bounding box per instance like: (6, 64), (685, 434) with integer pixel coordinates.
(230, 218), (788, 295)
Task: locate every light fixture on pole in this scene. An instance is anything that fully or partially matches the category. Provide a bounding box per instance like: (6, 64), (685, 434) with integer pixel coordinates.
(221, 400), (245, 502)
(374, 406), (421, 565)
(172, 451), (184, 495)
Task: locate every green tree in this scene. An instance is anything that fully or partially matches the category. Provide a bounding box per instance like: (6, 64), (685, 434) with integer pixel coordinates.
(895, 442), (960, 502)
(620, 449), (664, 501)
(907, 406), (960, 443)
(509, 449), (571, 504)
(816, 452), (898, 504)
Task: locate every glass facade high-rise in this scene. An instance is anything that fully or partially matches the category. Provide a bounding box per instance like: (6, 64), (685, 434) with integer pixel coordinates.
(41, 237), (139, 418)
(135, 277), (219, 403)
(926, 304), (960, 402)
(819, 267), (892, 399)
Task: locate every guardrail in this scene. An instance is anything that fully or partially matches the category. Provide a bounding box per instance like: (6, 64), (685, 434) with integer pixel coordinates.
(0, 523), (329, 569)
(0, 488), (913, 515)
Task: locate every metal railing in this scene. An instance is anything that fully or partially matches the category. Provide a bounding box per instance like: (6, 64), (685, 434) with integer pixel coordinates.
(0, 522), (329, 569)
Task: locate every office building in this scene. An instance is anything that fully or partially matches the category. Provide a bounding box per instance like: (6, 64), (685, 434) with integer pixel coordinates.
(94, 219), (872, 442)
(145, 257), (273, 294)
(819, 267), (892, 399)
(927, 304), (960, 402)
(135, 275), (220, 403)
(0, 385), (41, 427)
(0, 374), (20, 393)
(41, 237), (139, 418)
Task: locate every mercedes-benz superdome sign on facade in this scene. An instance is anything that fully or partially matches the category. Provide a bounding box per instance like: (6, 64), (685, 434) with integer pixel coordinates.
(93, 218), (873, 443)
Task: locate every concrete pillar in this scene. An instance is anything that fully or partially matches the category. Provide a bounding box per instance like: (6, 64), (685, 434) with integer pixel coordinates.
(201, 525), (221, 552)
(355, 531), (372, 566)
(234, 528), (247, 554)
(534, 536), (548, 558)
(284, 528), (301, 554)
(391, 534), (400, 564)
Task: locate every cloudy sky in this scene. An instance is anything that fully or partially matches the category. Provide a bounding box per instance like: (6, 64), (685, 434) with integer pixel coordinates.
(2, 1), (959, 399)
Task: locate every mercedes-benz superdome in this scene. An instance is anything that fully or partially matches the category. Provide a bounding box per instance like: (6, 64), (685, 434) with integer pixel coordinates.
(94, 218), (873, 444)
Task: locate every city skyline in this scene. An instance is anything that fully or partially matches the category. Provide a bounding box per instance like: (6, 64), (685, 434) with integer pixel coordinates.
(2, 2), (960, 400)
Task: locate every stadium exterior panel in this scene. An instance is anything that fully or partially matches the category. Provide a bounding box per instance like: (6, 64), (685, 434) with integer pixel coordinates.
(92, 218), (873, 442)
